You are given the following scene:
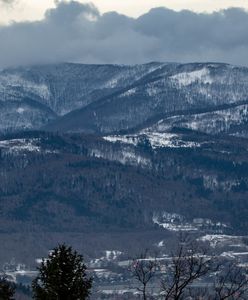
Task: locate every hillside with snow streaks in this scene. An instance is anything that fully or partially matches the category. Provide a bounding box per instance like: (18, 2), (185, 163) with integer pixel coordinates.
(148, 104), (248, 136)
(0, 62), (164, 133)
(45, 62), (248, 135)
(1, 62), (248, 136)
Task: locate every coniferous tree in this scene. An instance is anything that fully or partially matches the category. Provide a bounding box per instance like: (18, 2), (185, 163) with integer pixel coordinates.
(32, 244), (92, 300)
(0, 276), (15, 300)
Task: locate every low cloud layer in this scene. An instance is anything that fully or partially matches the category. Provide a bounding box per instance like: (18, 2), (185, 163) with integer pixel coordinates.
(1, 0), (248, 68)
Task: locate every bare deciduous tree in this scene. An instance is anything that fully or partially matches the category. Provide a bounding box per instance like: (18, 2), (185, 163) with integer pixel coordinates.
(161, 241), (215, 300)
(214, 262), (248, 300)
(130, 250), (157, 300)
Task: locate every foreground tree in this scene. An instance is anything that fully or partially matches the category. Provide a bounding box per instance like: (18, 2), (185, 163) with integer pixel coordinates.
(214, 262), (248, 300)
(130, 250), (157, 300)
(0, 276), (15, 300)
(32, 244), (92, 300)
(161, 241), (215, 300)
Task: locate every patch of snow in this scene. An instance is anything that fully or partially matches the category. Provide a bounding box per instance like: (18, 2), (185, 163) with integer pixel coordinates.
(152, 212), (198, 232)
(238, 263), (248, 268)
(16, 107), (25, 114)
(220, 252), (236, 259)
(157, 240), (165, 247)
(154, 222), (198, 232)
(170, 68), (213, 87)
(105, 77), (118, 88)
(0, 138), (41, 153)
(35, 259), (43, 264)
(103, 135), (139, 146)
(104, 132), (200, 149)
(220, 251), (248, 259)
(105, 250), (122, 261)
(199, 235), (241, 248)
(143, 132), (200, 148)
(119, 87), (137, 97)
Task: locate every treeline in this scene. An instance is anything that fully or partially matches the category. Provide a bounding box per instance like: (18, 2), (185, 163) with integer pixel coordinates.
(1, 242), (248, 299)
(0, 244), (92, 300)
(130, 240), (248, 300)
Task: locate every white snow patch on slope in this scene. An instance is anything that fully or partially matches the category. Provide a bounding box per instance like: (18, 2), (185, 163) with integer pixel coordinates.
(199, 235), (241, 248)
(119, 87), (137, 97)
(170, 68), (213, 87)
(154, 221), (198, 232)
(103, 135), (139, 146)
(105, 250), (122, 260)
(104, 132), (200, 149)
(152, 211), (198, 232)
(143, 132), (200, 148)
(221, 251), (248, 259)
(157, 240), (165, 247)
(0, 138), (41, 153)
(16, 107), (25, 114)
(0, 138), (58, 154)
(105, 77), (118, 88)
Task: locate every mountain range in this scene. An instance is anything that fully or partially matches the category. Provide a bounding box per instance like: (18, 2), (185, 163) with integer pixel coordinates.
(1, 62), (248, 262)
(1, 62), (248, 136)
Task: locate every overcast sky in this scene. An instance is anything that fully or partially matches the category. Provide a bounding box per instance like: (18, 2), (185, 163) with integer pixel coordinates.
(1, 0), (248, 22)
(1, 0), (248, 68)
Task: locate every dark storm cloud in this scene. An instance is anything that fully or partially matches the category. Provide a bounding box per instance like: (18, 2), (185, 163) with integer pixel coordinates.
(1, 0), (248, 68)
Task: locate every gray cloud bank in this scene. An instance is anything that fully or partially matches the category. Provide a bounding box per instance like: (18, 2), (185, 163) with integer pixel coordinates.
(1, 0), (248, 68)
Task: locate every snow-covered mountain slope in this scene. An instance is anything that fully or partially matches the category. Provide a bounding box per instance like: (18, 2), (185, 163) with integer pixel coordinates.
(146, 104), (248, 136)
(46, 62), (248, 135)
(0, 62), (163, 133)
(0, 62), (163, 114)
(2, 62), (248, 136)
